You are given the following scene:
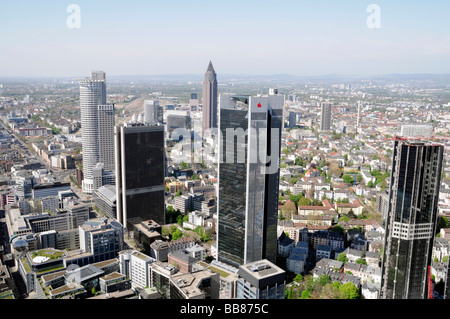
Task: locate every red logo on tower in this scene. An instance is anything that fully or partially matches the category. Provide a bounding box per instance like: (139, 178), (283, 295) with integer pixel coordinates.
(257, 102), (262, 108)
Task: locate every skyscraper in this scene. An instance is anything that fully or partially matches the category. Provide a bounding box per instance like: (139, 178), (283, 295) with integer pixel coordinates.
(144, 100), (162, 125)
(202, 61), (218, 134)
(114, 122), (165, 230)
(356, 101), (361, 128)
(217, 90), (284, 268)
(380, 137), (444, 299)
(78, 71), (115, 194)
(320, 102), (332, 131)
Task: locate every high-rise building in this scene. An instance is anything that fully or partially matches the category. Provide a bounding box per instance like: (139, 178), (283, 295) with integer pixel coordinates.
(217, 90), (284, 268)
(114, 123), (165, 230)
(288, 111), (297, 128)
(144, 100), (162, 125)
(356, 101), (361, 128)
(380, 137), (444, 299)
(320, 102), (332, 131)
(202, 61), (218, 134)
(97, 104), (115, 172)
(78, 71), (115, 194)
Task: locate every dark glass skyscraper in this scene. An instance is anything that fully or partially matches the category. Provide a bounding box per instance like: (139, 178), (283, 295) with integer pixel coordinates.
(380, 137), (444, 299)
(202, 61), (218, 134)
(114, 123), (165, 230)
(217, 90), (284, 268)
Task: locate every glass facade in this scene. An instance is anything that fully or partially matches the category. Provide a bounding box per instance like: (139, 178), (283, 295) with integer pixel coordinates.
(381, 140), (444, 299)
(115, 125), (165, 230)
(217, 93), (283, 269)
(217, 108), (248, 268)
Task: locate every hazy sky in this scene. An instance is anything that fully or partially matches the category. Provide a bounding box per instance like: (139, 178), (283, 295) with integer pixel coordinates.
(1, 0), (450, 77)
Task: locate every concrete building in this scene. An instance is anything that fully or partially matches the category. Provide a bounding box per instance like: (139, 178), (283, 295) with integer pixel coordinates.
(236, 259), (286, 299)
(118, 250), (155, 289)
(78, 71), (115, 194)
(320, 102), (332, 131)
(79, 218), (124, 263)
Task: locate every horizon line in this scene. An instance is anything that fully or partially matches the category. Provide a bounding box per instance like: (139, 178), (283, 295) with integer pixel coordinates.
(1, 72), (450, 80)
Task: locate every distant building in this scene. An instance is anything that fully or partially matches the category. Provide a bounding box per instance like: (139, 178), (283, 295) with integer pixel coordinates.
(202, 61), (218, 134)
(144, 100), (162, 125)
(400, 124), (433, 137)
(320, 102), (332, 131)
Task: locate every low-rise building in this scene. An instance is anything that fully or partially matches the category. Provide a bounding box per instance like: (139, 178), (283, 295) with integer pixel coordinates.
(236, 259), (286, 299)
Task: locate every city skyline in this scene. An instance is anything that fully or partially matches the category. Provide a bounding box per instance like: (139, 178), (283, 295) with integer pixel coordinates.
(1, 1), (450, 303)
(1, 1), (450, 77)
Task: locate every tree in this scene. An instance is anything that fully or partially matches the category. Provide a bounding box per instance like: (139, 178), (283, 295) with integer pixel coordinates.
(295, 157), (304, 166)
(332, 225), (345, 234)
(281, 200), (297, 219)
(437, 216), (449, 234)
(300, 289), (311, 299)
(170, 228), (183, 241)
(339, 282), (359, 299)
(289, 194), (304, 206)
(318, 275), (331, 286)
(355, 258), (367, 265)
(298, 197), (312, 206)
(336, 253), (348, 264)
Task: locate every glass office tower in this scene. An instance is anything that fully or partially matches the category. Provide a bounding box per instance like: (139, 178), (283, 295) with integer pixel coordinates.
(115, 123), (165, 230)
(217, 90), (284, 269)
(380, 137), (444, 299)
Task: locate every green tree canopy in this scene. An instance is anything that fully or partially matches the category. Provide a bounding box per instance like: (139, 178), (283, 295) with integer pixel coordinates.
(336, 253), (348, 264)
(298, 197), (312, 206)
(339, 282), (359, 299)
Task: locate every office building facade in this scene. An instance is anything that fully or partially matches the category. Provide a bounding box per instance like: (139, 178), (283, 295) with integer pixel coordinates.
(380, 137), (444, 299)
(144, 100), (162, 125)
(78, 71), (115, 194)
(115, 123), (165, 230)
(320, 102), (332, 131)
(217, 90), (284, 268)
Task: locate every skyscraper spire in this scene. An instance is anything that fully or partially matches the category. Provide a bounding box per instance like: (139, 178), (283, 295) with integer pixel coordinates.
(207, 60), (215, 72)
(202, 61), (218, 133)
